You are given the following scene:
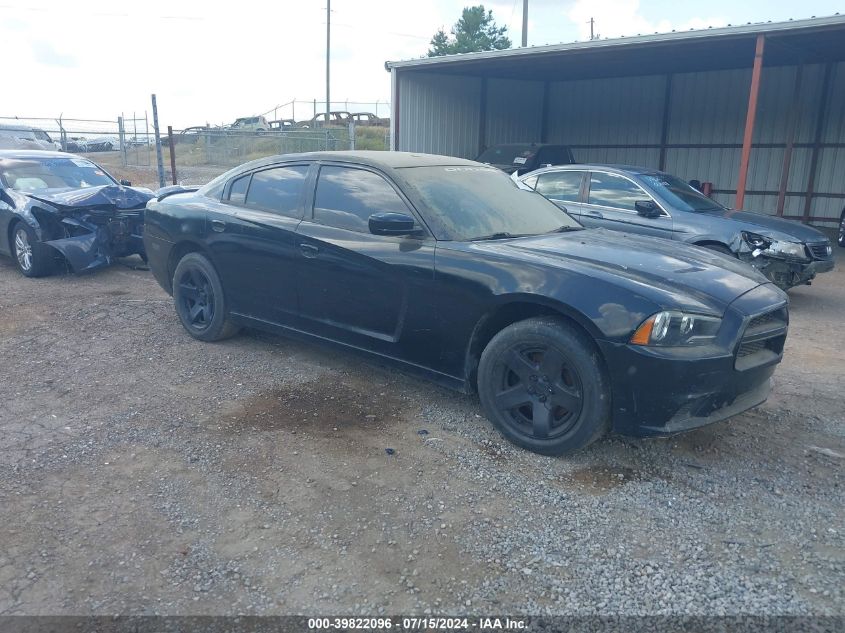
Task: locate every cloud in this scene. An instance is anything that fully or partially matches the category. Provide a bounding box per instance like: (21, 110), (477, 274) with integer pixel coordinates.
(31, 40), (78, 68)
(566, 0), (726, 40)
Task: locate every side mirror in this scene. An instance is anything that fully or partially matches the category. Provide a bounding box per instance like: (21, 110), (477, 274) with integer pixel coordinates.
(120, 179), (132, 186)
(369, 212), (417, 236)
(635, 200), (661, 218)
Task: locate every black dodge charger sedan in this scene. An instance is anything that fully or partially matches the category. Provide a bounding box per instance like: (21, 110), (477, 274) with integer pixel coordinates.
(144, 151), (789, 456)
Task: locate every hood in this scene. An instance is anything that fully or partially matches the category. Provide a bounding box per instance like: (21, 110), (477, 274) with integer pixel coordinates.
(24, 184), (154, 211)
(701, 208), (829, 243)
(482, 229), (771, 313)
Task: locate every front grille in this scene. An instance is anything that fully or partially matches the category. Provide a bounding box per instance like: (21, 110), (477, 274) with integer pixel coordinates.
(807, 241), (832, 260)
(735, 306), (788, 371)
(737, 339), (766, 357)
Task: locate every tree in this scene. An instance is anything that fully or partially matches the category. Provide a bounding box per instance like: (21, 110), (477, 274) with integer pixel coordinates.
(427, 5), (511, 57)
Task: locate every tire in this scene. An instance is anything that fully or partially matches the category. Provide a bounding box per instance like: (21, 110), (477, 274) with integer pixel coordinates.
(477, 316), (611, 456)
(172, 252), (240, 342)
(11, 222), (54, 278)
(700, 243), (735, 257)
(838, 209), (845, 248)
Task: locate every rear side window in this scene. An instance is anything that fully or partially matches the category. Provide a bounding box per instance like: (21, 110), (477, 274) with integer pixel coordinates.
(244, 165), (309, 218)
(535, 171), (584, 203)
(314, 166), (410, 233)
(228, 174), (250, 204)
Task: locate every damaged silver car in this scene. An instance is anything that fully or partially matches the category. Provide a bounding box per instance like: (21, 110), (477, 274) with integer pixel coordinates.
(0, 150), (152, 277)
(516, 165), (834, 290)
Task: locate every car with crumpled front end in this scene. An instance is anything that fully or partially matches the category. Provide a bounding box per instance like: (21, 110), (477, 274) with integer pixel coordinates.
(144, 151), (790, 456)
(0, 150), (152, 277)
(516, 164), (834, 290)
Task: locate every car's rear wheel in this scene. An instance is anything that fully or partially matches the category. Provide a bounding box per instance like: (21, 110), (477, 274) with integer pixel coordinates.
(477, 317), (611, 456)
(11, 222), (54, 278)
(838, 208), (845, 247)
(172, 252), (240, 342)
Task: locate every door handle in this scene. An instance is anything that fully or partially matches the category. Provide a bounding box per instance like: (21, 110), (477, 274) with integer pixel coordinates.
(585, 210), (603, 218)
(299, 243), (319, 258)
(210, 219), (226, 233)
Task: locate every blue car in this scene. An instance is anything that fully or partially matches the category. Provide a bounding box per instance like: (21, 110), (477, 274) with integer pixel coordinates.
(0, 150), (152, 277)
(516, 164), (834, 290)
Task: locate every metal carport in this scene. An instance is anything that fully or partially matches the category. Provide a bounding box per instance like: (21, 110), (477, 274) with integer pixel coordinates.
(385, 14), (845, 226)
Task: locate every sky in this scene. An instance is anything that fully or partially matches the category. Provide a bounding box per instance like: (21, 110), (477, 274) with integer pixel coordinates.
(2, 0), (843, 129)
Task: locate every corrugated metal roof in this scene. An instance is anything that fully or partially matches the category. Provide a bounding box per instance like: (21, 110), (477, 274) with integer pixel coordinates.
(386, 14), (845, 71)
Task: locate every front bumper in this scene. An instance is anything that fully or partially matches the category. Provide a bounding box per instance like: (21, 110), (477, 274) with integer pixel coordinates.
(599, 341), (776, 437)
(744, 254), (834, 289)
(600, 283), (787, 437)
(42, 211), (146, 273)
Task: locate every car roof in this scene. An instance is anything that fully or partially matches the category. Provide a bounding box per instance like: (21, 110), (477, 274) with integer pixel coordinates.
(236, 150), (481, 171)
(521, 163), (665, 177)
(0, 149), (75, 160)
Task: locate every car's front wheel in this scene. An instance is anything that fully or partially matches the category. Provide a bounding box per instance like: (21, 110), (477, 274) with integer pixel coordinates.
(172, 252), (240, 341)
(477, 317), (611, 456)
(838, 208), (845, 247)
(700, 243), (735, 257)
(11, 222), (54, 278)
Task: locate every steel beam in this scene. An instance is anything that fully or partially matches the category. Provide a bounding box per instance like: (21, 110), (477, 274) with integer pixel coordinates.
(776, 65), (804, 216)
(658, 74), (673, 171)
(735, 34), (766, 210)
(803, 62), (834, 221)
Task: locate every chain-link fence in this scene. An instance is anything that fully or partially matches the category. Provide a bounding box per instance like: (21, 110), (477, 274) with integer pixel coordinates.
(0, 113), (154, 166)
(1, 106), (392, 191)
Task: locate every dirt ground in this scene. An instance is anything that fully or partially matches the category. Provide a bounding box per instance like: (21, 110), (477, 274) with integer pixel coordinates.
(0, 244), (843, 616)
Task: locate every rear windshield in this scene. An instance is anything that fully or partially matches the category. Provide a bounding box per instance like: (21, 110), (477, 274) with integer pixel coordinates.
(476, 145), (537, 166)
(0, 157), (115, 191)
(400, 165), (580, 241)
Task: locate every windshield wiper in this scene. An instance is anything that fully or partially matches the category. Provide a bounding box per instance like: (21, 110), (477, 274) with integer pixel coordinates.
(472, 232), (525, 241)
(545, 225), (584, 234)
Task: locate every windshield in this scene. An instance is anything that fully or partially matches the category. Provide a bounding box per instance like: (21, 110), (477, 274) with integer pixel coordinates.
(641, 173), (724, 212)
(0, 157), (116, 191)
(476, 145), (536, 166)
(400, 165), (581, 241)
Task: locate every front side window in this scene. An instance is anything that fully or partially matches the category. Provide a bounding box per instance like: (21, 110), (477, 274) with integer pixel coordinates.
(588, 172), (651, 212)
(535, 171), (585, 203)
(244, 165), (309, 218)
(314, 166), (411, 233)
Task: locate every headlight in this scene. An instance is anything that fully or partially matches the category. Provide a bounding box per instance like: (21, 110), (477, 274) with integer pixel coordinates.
(631, 311), (721, 347)
(742, 231), (807, 260)
(767, 240), (807, 259)
(742, 231), (771, 249)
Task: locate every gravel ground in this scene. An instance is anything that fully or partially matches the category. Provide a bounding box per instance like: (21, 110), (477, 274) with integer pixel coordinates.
(0, 246), (843, 617)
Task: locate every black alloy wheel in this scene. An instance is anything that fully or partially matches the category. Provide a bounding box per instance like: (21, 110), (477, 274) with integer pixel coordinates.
(493, 345), (585, 442)
(478, 317), (611, 456)
(172, 252), (240, 342)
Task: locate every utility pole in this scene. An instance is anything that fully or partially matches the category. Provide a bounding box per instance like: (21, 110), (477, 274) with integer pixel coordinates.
(326, 0), (331, 123)
(589, 17), (595, 40)
(521, 0), (528, 47)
